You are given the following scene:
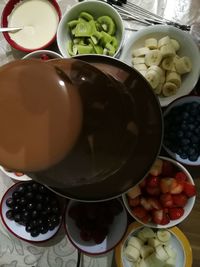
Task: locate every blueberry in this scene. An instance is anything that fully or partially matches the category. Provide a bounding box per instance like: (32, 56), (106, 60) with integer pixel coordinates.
(27, 202), (35, 210)
(17, 185), (26, 195)
(30, 229), (40, 237)
(188, 124), (195, 131)
(35, 203), (43, 211)
(38, 185), (47, 194)
(6, 210), (14, 220)
(191, 135), (199, 144)
(35, 194), (43, 202)
(13, 205), (20, 213)
(31, 210), (38, 219)
(184, 131), (192, 139)
(19, 197), (27, 206)
(181, 138), (190, 146)
(177, 131), (184, 138)
(14, 213), (21, 223)
(6, 197), (14, 208)
(25, 224), (32, 233)
(25, 192), (34, 199)
(21, 211), (30, 222)
(179, 152), (188, 159)
(31, 183), (39, 191)
(39, 225), (48, 234)
(189, 153), (199, 162)
(188, 147), (196, 156)
(12, 191), (20, 199)
(182, 111), (189, 119)
(29, 219), (38, 228)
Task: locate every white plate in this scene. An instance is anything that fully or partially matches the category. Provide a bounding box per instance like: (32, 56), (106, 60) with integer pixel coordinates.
(0, 166), (32, 181)
(64, 199), (128, 255)
(120, 25), (200, 107)
(0, 182), (63, 242)
(115, 222), (192, 267)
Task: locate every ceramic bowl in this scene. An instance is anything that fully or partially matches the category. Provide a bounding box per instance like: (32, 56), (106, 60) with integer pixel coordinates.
(22, 49), (63, 60)
(122, 156), (196, 228)
(64, 198), (127, 255)
(0, 181), (65, 242)
(57, 0), (125, 58)
(0, 166), (31, 181)
(1, 0), (61, 52)
(163, 95), (200, 166)
(120, 25), (200, 107)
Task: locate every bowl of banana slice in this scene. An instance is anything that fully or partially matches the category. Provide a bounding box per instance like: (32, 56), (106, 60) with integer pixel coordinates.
(120, 25), (200, 107)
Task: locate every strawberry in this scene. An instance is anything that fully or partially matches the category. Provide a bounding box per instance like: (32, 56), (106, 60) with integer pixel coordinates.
(140, 197), (152, 210)
(168, 207), (184, 220)
(148, 197), (162, 210)
(146, 186), (161, 196)
(146, 176), (159, 187)
(40, 53), (50, 60)
(161, 160), (174, 177)
(183, 182), (196, 197)
(172, 194), (188, 207)
(140, 213), (151, 224)
(160, 193), (173, 208)
(149, 159), (163, 176)
(175, 171), (187, 182)
(132, 206), (148, 220)
(160, 178), (174, 193)
(170, 180), (184, 194)
(128, 196), (140, 207)
(151, 209), (169, 225)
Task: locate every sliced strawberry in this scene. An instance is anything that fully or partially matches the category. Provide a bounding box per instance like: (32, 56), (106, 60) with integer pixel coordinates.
(160, 178), (174, 193)
(148, 197), (162, 210)
(151, 209), (164, 224)
(146, 176), (160, 187)
(128, 196), (140, 207)
(140, 213), (151, 224)
(161, 160), (175, 177)
(146, 186), (161, 196)
(127, 185), (141, 199)
(40, 54), (50, 60)
(132, 206), (148, 220)
(160, 193), (173, 208)
(183, 182), (196, 197)
(140, 197), (152, 210)
(172, 194), (188, 207)
(170, 180), (184, 194)
(175, 171), (187, 182)
(160, 213), (170, 225)
(168, 207), (184, 220)
(149, 159), (163, 176)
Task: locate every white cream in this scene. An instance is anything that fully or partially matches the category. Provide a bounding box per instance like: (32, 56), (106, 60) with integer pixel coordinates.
(8, 0), (59, 49)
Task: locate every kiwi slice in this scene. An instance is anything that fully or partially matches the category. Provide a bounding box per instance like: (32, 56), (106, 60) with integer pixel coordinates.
(97, 16), (116, 35)
(105, 43), (116, 56)
(90, 31), (102, 45)
(100, 31), (113, 46)
(79, 12), (94, 21)
(67, 40), (76, 56)
(68, 20), (79, 29)
(76, 44), (94, 54)
(93, 45), (103, 54)
(111, 36), (118, 49)
(74, 20), (96, 37)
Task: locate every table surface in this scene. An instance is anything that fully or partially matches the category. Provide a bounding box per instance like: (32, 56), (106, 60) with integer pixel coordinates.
(0, 0), (200, 266)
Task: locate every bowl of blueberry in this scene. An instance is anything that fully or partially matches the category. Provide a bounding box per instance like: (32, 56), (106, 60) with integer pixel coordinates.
(64, 198), (128, 255)
(0, 181), (65, 242)
(163, 95), (200, 165)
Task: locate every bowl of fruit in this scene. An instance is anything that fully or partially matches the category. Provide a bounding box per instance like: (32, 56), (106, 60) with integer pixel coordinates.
(64, 198), (128, 255)
(57, 0), (124, 58)
(120, 25), (200, 107)
(163, 95), (200, 166)
(22, 50), (63, 60)
(115, 222), (192, 267)
(122, 156), (196, 228)
(0, 181), (65, 242)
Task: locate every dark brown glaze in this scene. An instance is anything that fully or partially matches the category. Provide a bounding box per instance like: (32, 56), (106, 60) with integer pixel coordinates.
(0, 59), (82, 171)
(30, 59), (137, 188)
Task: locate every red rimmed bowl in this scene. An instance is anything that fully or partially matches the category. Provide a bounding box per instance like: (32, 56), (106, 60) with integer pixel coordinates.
(1, 0), (61, 52)
(0, 181), (66, 242)
(64, 198), (128, 255)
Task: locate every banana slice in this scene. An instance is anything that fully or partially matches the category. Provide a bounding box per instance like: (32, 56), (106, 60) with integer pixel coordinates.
(164, 245), (177, 259)
(148, 65), (165, 80)
(145, 38), (158, 49)
(145, 69), (160, 89)
(132, 47), (150, 57)
(124, 245), (140, 262)
(148, 237), (161, 248)
(145, 49), (162, 66)
(146, 253), (165, 267)
(166, 71), (181, 87)
(170, 38), (180, 51)
(134, 64), (148, 71)
(158, 36), (171, 48)
(138, 258), (149, 267)
(138, 70), (147, 77)
(162, 82), (178, 96)
(164, 257), (176, 267)
(128, 236), (144, 250)
(132, 57), (145, 65)
(157, 230), (171, 243)
(160, 43), (176, 58)
(140, 245), (154, 258)
(154, 82), (163, 95)
(161, 57), (174, 70)
(174, 56), (192, 74)
(155, 245), (169, 261)
(140, 227), (155, 239)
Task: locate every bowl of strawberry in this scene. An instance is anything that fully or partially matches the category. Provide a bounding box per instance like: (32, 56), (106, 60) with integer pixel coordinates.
(122, 156), (196, 228)
(23, 50), (63, 60)
(64, 198), (128, 255)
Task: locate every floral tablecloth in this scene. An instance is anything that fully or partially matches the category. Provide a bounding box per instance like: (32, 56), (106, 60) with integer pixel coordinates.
(0, 0), (199, 266)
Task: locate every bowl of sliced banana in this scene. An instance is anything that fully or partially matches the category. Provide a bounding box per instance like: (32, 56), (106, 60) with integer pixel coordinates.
(115, 222), (192, 267)
(120, 25), (200, 107)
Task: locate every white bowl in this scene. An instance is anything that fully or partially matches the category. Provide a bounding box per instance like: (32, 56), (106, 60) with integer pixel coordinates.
(122, 156), (196, 229)
(22, 50), (63, 60)
(163, 95), (200, 166)
(0, 181), (65, 242)
(115, 222), (192, 267)
(0, 166), (31, 181)
(64, 199), (127, 255)
(120, 25), (200, 107)
(57, 1), (125, 58)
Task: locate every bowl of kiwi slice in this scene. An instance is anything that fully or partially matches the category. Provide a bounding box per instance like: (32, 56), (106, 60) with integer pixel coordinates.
(57, 0), (125, 58)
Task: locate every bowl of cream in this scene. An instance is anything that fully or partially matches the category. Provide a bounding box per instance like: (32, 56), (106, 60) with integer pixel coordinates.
(1, 0), (61, 52)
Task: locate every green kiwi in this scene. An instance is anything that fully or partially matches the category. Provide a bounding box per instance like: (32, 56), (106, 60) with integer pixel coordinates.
(105, 43), (116, 56)
(100, 31), (112, 46)
(97, 16), (116, 35)
(67, 20), (79, 29)
(74, 20), (96, 37)
(76, 44), (94, 54)
(79, 12), (94, 21)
